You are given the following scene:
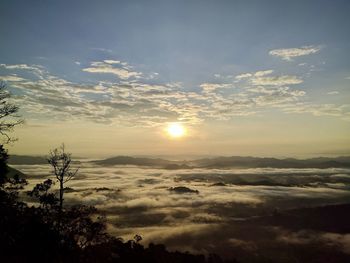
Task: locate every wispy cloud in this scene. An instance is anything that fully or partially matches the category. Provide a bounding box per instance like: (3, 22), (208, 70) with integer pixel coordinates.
(235, 73), (252, 80)
(283, 103), (350, 120)
(103, 60), (121, 64)
(91, 47), (112, 53)
(199, 83), (233, 93)
(82, 61), (142, 80)
(235, 70), (303, 86)
(254, 70), (274, 77)
(1, 62), (349, 126)
(269, 45), (322, 61)
(0, 75), (26, 82)
(327, 91), (339, 95)
(0, 63), (46, 76)
(251, 75), (303, 86)
(235, 70), (274, 80)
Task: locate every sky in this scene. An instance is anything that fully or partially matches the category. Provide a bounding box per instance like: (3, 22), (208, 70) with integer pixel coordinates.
(0, 0), (350, 158)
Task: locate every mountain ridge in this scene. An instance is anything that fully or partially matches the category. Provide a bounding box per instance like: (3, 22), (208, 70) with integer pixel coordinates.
(9, 155), (350, 169)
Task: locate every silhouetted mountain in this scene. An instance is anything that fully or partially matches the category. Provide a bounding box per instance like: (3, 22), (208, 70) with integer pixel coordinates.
(93, 155), (350, 169)
(8, 155), (350, 170)
(211, 182), (227, 186)
(163, 163), (192, 169)
(11, 154), (350, 168)
(191, 156), (350, 168)
(8, 155), (47, 165)
(7, 166), (26, 178)
(9, 155), (83, 165)
(169, 186), (199, 194)
(93, 156), (180, 167)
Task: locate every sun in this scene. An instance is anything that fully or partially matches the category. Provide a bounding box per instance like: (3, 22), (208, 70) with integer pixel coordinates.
(166, 123), (186, 138)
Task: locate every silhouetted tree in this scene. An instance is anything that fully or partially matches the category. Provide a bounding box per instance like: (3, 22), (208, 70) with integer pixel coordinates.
(0, 82), (23, 144)
(62, 205), (110, 248)
(0, 144), (9, 185)
(28, 179), (59, 210)
(0, 82), (23, 185)
(48, 144), (78, 213)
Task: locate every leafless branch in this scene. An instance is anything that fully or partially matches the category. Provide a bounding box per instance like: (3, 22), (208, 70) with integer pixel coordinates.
(0, 82), (23, 143)
(47, 144), (79, 212)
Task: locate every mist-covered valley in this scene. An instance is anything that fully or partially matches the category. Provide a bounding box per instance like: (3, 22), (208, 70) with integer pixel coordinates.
(12, 157), (350, 262)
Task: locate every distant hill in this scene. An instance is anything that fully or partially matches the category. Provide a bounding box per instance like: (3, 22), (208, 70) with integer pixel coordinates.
(190, 156), (350, 169)
(93, 155), (350, 169)
(10, 154), (350, 169)
(92, 156), (181, 167)
(8, 155), (47, 165)
(169, 186), (199, 194)
(7, 166), (26, 179)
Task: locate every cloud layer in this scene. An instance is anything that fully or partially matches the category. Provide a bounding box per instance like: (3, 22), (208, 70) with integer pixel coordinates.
(1, 53), (349, 127)
(82, 60), (142, 80)
(15, 163), (350, 260)
(269, 45), (322, 61)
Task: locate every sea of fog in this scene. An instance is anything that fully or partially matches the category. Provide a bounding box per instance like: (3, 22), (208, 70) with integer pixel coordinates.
(12, 163), (350, 260)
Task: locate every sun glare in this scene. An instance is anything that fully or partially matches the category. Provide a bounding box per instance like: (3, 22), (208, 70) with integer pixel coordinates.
(166, 123), (186, 138)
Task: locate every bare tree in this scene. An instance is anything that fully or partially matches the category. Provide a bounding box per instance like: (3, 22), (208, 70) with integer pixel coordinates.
(0, 82), (23, 185)
(47, 144), (78, 212)
(0, 82), (23, 144)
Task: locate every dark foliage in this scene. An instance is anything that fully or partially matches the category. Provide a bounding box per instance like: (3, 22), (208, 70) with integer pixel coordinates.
(47, 144), (79, 213)
(169, 186), (199, 194)
(28, 179), (59, 210)
(0, 144), (9, 184)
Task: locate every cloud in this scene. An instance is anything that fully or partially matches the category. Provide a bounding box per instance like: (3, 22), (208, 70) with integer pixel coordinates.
(82, 61), (142, 79)
(1, 63), (200, 126)
(1, 63), (38, 71)
(235, 70), (303, 86)
(269, 45), (322, 61)
(252, 87), (306, 106)
(228, 238), (257, 252)
(322, 233), (350, 254)
(235, 73), (252, 80)
(250, 75), (303, 86)
(17, 162), (350, 260)
(254, 70), (274, 77)
(276, 230), (350, 255)
(327, 91), (339, 95)
(283, 103), (350, 120)
(0, 63), (45, 76)
(199, 83), (233, 93)
(91, 47), (112, 53)
(0, 75), (26, 82)
(2, 62), (349, 126)
(196, 70), (306, 119)
(103, 60), (121, 64)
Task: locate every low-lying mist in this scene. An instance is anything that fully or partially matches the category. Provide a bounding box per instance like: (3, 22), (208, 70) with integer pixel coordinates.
(13, 162), (350, 262)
